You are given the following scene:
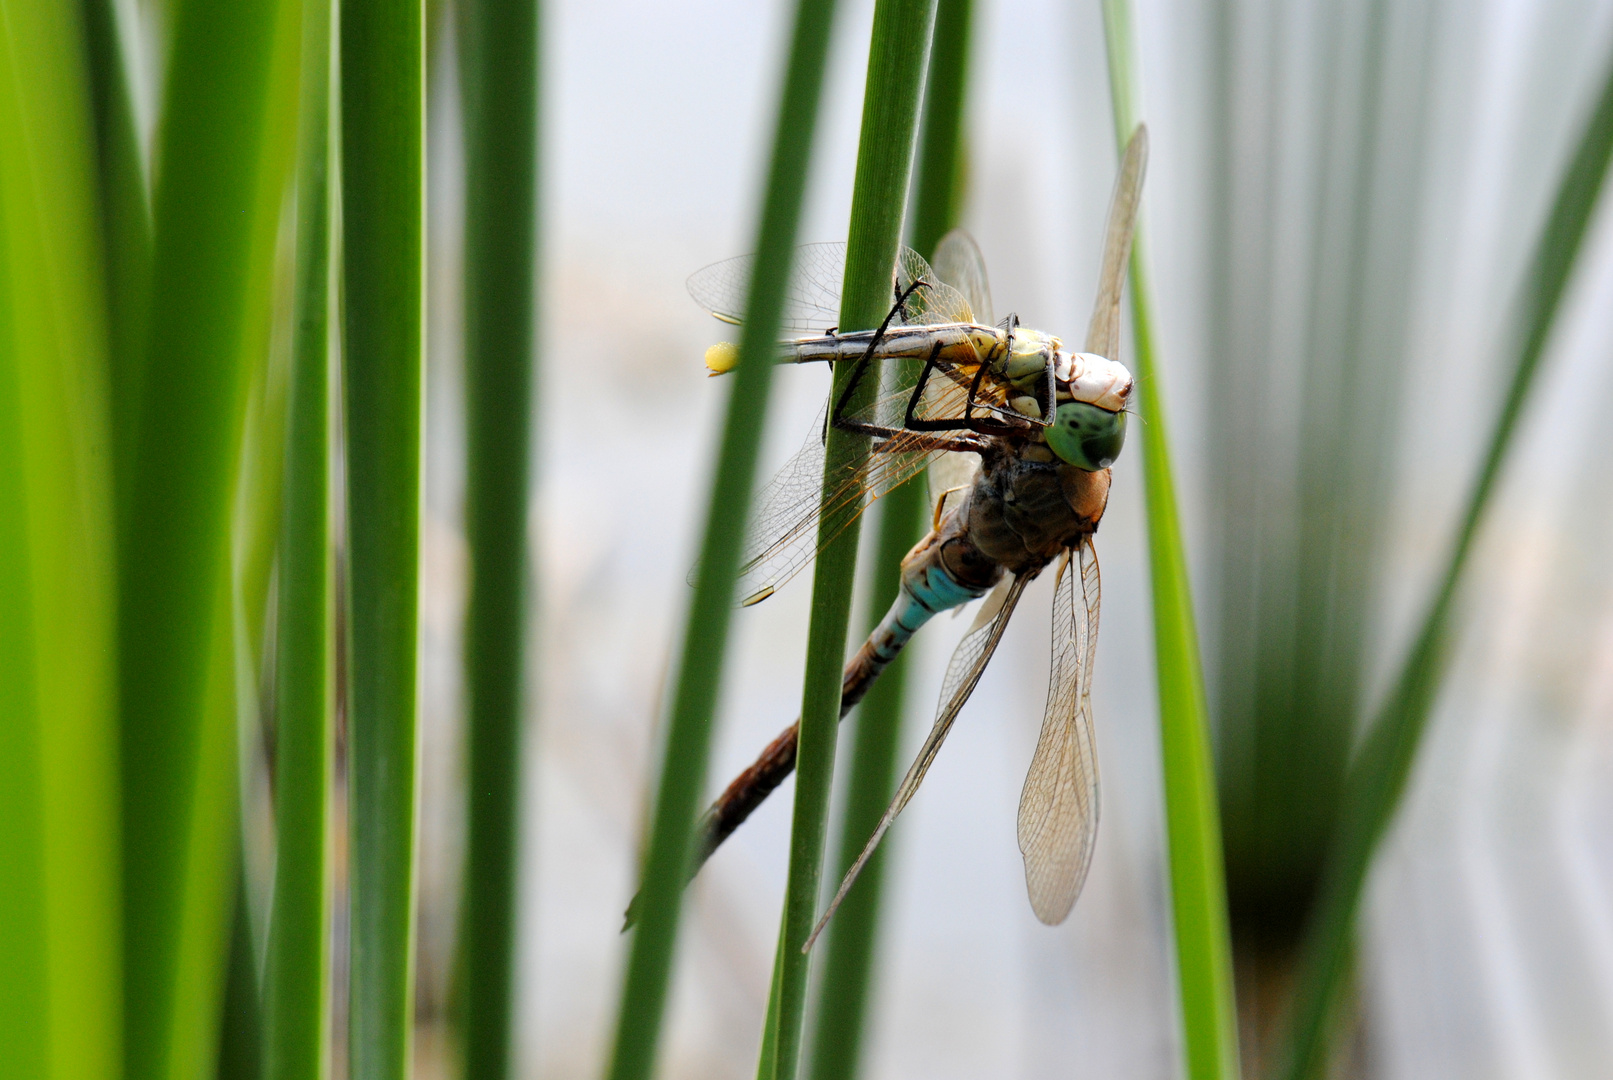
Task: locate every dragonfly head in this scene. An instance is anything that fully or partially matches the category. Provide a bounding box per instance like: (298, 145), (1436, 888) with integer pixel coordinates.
(1047, 351), (1133, 471)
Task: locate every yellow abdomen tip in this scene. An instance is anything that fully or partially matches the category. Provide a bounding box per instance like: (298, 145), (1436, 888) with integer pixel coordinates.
(705, 341), (740, 374)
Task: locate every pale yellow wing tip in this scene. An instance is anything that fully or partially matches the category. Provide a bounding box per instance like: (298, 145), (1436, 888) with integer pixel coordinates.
(705, 341), (739, 374)
(1029, 894), (1078, 926)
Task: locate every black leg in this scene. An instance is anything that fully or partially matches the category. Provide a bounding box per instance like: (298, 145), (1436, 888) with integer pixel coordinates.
(830, 276), (933, 428)
(902, 340), (948, 430)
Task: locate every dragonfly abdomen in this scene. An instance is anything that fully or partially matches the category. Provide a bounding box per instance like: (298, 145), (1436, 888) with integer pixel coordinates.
(842, 530), (998, 712)
(784, 324), (1000, 366)
(677, 507), (1003, 891)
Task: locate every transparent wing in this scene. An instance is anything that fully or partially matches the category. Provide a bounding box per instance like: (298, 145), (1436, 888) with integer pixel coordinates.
(1085, 125), (1149, 360)
(733, 389), (960, 605)
(735, 320), (1027, 606)
(896, 246), (975, 326)
(712, 241), (1011, 606)
(805, 574), (1031, 950)
(927, 447), (979, 522)
(931, 229), (994, 326)
(687, 243), (844, 334)
(687, 243), (975, 337)
(1016, 538), (1102, 924)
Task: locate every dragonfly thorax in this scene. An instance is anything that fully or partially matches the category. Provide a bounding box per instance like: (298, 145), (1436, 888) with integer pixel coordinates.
(999, 328), (1059, 419)
(959, 453), (1112, 576)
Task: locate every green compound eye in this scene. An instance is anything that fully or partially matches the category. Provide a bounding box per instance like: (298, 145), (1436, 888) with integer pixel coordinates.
(1045, 400), (1127, 471)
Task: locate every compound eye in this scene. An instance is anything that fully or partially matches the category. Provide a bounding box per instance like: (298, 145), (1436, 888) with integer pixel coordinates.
(1045, 401), (1127, 471)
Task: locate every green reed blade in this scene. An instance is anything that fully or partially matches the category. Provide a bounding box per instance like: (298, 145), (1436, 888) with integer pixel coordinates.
(905, 0), (973, 263)
(80, 0), (151, 508)
(804, 2), (972, 1075)
(216, 874), (265, 1080)
(266, 0), (334, 1073)
(600, 1), (839, 1078)
(341, 0), (425, 1072)
(0, 1), (121, 1072)
(799, 491), (925, 1080)
(456, 0), (542, 1075)
(117, 0), (302, 1070)
(1100, 3), (1242, 1079)
(759, 4), (937, 1080)
(1277, 42), (1613, 1080)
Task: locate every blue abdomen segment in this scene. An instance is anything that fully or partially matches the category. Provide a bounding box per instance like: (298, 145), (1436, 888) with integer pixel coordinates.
(838, 533), (1001, 718)
(868, 564), (988, 665)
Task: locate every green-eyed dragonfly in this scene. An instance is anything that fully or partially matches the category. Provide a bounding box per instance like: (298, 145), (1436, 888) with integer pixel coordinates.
(676, 125), (1147, 944)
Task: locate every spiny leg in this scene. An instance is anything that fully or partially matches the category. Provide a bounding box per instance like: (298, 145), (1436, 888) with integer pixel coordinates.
(831, 276), (934, 427)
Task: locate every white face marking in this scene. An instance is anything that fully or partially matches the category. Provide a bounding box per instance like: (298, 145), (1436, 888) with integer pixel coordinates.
(1055, 350), (1133, 412)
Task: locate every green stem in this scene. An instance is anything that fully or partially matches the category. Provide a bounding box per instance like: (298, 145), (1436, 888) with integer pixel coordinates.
(79, 0), (151, 511)
(456, 0), (542, 1075)
(906, 0), (973, 261)
(798, 487), (923, 1080)
(0, 0), (121, 1072)
(266, 0), (333, 1072)
(118, 0), (300, 1069)
(216, 874), (264, 1080)
(341, 0), (425, 1072)
(803, 3), (971, 1074)
(1100, 3), (1241, 1079)
(1278, 42), (1613, 1080)
(600, 0), (840, 1076)
(760, 3), (937, 1079)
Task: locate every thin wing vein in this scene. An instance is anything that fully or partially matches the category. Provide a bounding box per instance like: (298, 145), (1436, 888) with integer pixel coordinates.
(1016, 538), (1102, 924)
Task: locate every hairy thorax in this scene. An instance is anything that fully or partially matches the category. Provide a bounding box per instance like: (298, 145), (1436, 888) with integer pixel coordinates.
(959, 450), (1112, 576)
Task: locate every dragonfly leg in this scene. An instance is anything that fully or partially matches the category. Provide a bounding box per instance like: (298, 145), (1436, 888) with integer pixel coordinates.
(825, 406), (988, 454)
(830, 276), (934, 427)
(902, 340), (952, 430)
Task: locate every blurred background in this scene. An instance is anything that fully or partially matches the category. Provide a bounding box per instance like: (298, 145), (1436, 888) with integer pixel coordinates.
(409, 0), (1613, 1076)
(71, 0), (1613, 1074)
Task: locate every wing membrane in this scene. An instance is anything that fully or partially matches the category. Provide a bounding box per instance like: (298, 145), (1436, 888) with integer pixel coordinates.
(734, 322), (1021, 605)
(688, 242), (974, 337)
(805, 574), (1031, 950)
(1085, 126), (1149, 360)
(702, 241), (1014, 605)
(1016, 538), (1102, 924)
(734, 388), (965, 605)
(931, 229), (994, 326)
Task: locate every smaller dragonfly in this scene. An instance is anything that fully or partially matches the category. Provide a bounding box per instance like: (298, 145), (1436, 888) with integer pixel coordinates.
(664, 126), (1148, 944)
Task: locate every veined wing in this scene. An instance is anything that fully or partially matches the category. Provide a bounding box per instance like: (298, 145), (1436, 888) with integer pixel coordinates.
(687, 243), (975, 337)
(927, 446), (979, 522)
(1085, 125), (1149, 361)
(931, 229), (994, 327)
(736, 328), (1041, 607)
(924, 230), (992, 511)
(805, 574), (1032, 950)
(734, 388), (966, 606)
(1016, 538), (1102, 924)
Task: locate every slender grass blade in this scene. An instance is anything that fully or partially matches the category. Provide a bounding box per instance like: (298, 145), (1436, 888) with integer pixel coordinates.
(341, 0), (426, 1072)
(759, 4), (938, 1080)
(601, 1), (841, 1077)
(456, 0), (543, 1074)
(1278, 41), (1613, 1080)
(0, 2), (121, 1072)
(804, 3), (973, 1075)
(266, 0), (334, 1072)
(80, 0), (151, 508)
(117, 0), (302, 1070)
(1100, 2), (1242, 1078)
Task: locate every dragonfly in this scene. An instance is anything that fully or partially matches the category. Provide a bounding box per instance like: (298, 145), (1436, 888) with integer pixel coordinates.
(674, 125), (1148, 945)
